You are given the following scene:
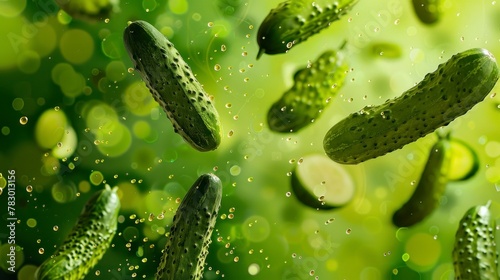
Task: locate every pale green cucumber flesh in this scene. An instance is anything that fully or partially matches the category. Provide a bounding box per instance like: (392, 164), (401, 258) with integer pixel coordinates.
(291, 154), (355, 209)
(447, 138), (479, 181)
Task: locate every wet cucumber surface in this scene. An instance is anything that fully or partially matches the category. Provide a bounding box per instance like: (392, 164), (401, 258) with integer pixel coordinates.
(156, 174), (222, 280)
(267, 45), (348, 133)
(256, 0), (359, 58)
(323, 48), (500, 164)
(124, 20), (222, 152)
(35, 186), (120, 280)
(452, 202), (499, 280)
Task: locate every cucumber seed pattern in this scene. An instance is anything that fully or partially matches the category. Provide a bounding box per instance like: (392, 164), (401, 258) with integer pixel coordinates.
(156, 173), (222, 280)
(392, 134), (451, 227)
(35, 185), (120, 280)
(256, 0), (359, 58)
(323, 48), (499, 164)
(452, 202), (499, 280)
(124, 20), (222, 152)
(267, 44), (348, 132)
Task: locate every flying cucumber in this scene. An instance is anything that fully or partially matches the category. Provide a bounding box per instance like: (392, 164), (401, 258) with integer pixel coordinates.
(267, 42), (348, 133)
(123, 20), (222, 152)
(323, 48), (499, 164)
(412, 0), (443, 25)
(55, 0), (119, 21)
(392, 134), (451, 227)
(156, 173), (222, 280)
(256, 0), (359, 58)
(35, 185), (120, 280)
(452, 201), (499, 280)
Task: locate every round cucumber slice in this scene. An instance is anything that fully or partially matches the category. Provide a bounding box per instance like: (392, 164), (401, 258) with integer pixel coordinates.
(447, 138), (479, 181)
(291, 154), (355, 210)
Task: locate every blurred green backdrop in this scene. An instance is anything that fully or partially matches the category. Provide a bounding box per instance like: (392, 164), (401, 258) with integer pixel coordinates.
(1, 0), (500, 279)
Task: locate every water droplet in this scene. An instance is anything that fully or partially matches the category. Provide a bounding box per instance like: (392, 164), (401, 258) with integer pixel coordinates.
(221, 45), (227, 52)
(208, 22), (214, 27)
(19, 116), (28, 125)
(346, 228), (352, 234)
(214, 64), (221, 71)
(285, 192), (291, 197)
(38, 248), (45, 254)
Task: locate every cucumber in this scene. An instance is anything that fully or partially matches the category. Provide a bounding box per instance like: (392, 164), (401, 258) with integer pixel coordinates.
(452, 201), (499, 279)
(55, 0), (119, 21)
(156, 174), (222, 280)
(267, 43), (348, 133)
(35, 185), (120, 280)
(123, 20), (222, 152)
(290, 154), (355, 209)
(323, 48), (500, 164)
(412, 0), (443, 25)
(392, 135), (451, 227)
(448, 138), (479, 181)
(256, 0), (359, 59)
(368, 42), (402, 59)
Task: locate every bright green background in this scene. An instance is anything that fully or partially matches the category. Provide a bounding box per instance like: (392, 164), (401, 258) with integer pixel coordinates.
(1, 0), (500, 279)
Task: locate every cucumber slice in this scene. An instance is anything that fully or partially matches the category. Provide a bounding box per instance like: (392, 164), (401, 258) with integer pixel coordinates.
(448, 138), (479, 181)
(291, 154), (355, 210)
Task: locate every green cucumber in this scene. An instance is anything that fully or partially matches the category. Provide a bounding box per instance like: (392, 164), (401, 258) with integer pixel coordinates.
(156, 173), (222, 280)
(256, 0), (359, 59)
(267, 43), (348, 133)
(123, 20), (222, 152)
(452, 201), (499, 279)
(290, 154), (355, 209)
(412, 0), (443, 25)
(368, 42), (402, 59)
(323, 48), (499, 164)
(55, 0), (119, 21)
(35, 185), (120, 280)
(392, 135), (451, 227)
(448, 137), (479, 181)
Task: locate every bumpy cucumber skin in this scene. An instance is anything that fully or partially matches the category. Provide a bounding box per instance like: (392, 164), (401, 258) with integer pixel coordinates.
(412, 0), (442, 25)
(156, 174), (222, 280)
(256, 0), (359, 58)
(267, 48), (348, 132)
(124, 20), (222, 152)
(35, 185), (120, 280)
(453, 203), (499, 280)
(392, 136), (451, 227)
(323, 48), (500, 164)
